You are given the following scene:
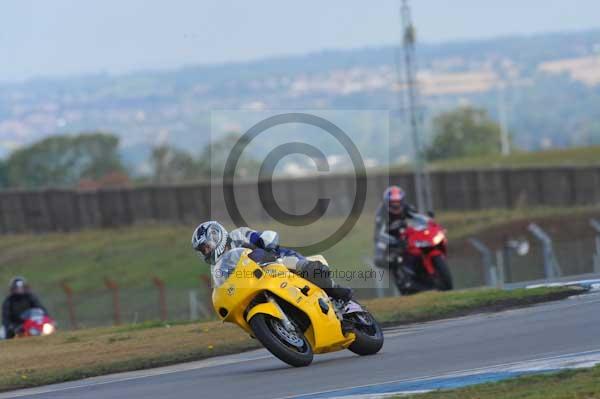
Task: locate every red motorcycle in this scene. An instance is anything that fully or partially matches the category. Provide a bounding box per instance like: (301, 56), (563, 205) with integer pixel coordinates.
(16, 308), (56, 338)
(389, 214), (453, 295)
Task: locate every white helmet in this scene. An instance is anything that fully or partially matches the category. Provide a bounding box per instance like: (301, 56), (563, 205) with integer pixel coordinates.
(192, 221), (229, 265)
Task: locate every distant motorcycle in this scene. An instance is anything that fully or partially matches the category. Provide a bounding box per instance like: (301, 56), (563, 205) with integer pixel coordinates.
(388, 214), (453, 295)
(16, 308), (56, 338)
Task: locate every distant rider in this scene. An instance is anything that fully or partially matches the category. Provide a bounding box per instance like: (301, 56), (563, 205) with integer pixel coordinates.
(373, 186), (418, 269)
(192, 221), (352, 302)
(2, 277), (48, 339)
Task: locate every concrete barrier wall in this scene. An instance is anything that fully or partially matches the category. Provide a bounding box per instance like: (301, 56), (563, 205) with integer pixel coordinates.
(1, 166), (599, 234)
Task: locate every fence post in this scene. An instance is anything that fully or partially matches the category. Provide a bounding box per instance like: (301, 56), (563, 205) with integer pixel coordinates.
(468, 238), (497, 287)
(528, 223), (562, 279)
(591, 219), (600, 274)
(199, 275), (213, 319)
(104, 278), (121, 325)
(61, 281), (78, 329)
(495, 249), (505, 289)
(152, 276), (168, 321)
(189, 290), (199, 321)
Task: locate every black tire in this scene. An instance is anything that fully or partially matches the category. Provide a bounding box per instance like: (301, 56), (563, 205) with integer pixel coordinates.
(399, 286), (419, 296)
(393, 264), (420, 296)
(392, 265), (409, 295)
(249, 313), (313, 367)
(347, 312), (384, 356)
(393, 271), (409, 295)
(432, 256), (453, 291)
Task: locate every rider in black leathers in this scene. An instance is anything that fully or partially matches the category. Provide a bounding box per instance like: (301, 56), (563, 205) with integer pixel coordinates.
(373, 186), (438, 292)
(2, 277), (48, 339)
(373, 186), (417, 268)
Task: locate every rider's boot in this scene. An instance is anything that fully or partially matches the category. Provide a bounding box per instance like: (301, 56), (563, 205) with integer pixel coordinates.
(326, 285), (358, 334)
(324, 284), (353, 303)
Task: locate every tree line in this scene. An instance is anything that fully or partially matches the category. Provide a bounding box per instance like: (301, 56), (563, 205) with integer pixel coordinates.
(0, 131), (264, 190)
(0, 106), (504, 190)
(0, 133), (126, 189)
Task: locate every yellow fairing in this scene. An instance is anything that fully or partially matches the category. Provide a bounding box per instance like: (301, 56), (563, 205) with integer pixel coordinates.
(212, 250), (355, 354)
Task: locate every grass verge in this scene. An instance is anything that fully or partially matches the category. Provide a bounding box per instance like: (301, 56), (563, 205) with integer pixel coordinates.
(427, 145), (600, 170)
(363, 286), (579, 325)
(2, 206), (597, 294)
(0, 286), (581, 392)
(397, 364), (600, 399)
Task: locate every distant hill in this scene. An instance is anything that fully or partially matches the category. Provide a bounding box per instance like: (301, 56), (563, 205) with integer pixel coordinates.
(1, 29), (600, 167)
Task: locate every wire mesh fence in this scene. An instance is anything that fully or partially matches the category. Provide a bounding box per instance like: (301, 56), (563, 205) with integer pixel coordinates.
(17, 279), (214, 331)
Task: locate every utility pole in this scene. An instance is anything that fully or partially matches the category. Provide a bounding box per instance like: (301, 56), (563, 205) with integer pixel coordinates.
(497, 82), (511, 156)
(400, 0), (432, 212)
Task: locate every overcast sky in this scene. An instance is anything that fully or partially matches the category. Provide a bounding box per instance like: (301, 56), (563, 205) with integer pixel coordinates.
(1, 0), (600, 82)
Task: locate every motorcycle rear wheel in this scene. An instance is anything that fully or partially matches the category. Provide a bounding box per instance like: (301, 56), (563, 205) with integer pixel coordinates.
(249, 313), (313, 367)
(392, 264), (421, 296)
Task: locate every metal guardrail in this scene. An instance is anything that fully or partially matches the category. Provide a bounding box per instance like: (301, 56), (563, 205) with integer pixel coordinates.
(528, 223), (562, 279)
(468, 238), (497, 287)
(591, 219), (600, 274)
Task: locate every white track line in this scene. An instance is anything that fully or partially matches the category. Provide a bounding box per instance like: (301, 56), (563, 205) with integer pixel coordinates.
(276, 348), (600, 399)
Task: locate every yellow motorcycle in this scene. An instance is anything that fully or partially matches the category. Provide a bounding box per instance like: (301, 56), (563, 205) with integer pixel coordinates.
(212, 248), (384, 367)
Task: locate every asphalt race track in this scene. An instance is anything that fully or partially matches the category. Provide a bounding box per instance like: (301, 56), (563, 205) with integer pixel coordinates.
(3, 293), (600, 399)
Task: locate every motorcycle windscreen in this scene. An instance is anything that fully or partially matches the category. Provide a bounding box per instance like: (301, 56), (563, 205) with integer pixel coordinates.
(20, 308), (45, 322)
(212, 248), (246, 287)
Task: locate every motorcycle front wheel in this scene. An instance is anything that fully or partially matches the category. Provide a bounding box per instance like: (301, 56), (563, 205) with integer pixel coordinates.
(347, 311), (384, 356)
(432, 255), (453, 291)
(249, 313), (313, 367)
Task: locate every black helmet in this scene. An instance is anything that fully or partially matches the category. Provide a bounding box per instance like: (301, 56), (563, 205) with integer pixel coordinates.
(9, 276), (27, 295)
